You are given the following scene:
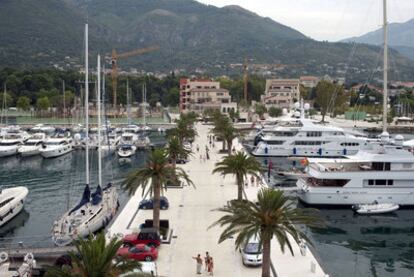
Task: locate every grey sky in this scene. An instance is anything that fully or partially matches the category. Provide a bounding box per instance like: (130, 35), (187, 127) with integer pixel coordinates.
(197, 0), (414, 41)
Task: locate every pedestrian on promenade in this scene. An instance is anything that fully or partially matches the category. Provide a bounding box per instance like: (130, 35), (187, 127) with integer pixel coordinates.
(196, 145), (199, 152)
(208, 257), (214, 275)
(256, 176), (261, 187)
(192, 254), (203, 274)
(250, 175), (255, 186)
(245, 178), (248, 187)
(204, 252), (210, 271)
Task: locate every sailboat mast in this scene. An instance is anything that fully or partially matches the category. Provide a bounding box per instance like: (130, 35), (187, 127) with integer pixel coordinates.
(97, 55), (102, 187)
(1, 84), (5, 125)
(127, 79), (131, 124)
(143, 83), (146, 126)
(382, 0), (388, 133)
(62, 80), (66, 123)
(85, 23), (90, 185)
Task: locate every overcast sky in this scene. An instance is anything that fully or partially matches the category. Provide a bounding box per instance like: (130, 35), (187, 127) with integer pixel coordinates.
(197, 0), (414, 41)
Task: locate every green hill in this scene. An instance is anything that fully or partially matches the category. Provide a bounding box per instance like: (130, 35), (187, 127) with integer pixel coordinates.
(1, 0), (413, 81)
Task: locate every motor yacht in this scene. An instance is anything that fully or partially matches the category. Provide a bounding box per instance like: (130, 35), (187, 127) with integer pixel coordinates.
(40, 137), (73, 158)
(18, 133), (47, 157)
(121, 124), (141, 133)
(31, 124), (55, 134)
(296, 135), (414, 206)
(117, 144), (137, 158)
(52, 184), (118, 246)
(136, 134), (151, 149)
(0, 186), (29, 227)
(252, 117), (367, 157)
(120, 132), (138, 145)
(0, 133), (27, 157)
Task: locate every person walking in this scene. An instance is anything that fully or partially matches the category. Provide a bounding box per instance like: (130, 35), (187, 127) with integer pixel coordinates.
(204, 252), (210, 271)
(192, 254), (203, 274)
(250, 175), (255, 186)
(208, 257), (214, 275)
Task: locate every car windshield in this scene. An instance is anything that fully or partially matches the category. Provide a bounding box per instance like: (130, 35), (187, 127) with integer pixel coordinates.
(244, 243), (262, 254)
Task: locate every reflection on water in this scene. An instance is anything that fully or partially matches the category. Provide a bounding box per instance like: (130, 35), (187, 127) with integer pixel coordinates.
(0, 133), (165, 247)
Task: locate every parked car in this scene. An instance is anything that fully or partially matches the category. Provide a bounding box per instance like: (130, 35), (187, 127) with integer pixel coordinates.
(240, 236), (262, 266)
(176, 158), (189, 164)
(117, 244), (158, 261)
(122, 228), (161, 247)
(139, 196), (169, 210)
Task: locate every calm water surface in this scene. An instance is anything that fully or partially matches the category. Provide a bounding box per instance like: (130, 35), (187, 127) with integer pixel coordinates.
(2, 131), (414, 276)
(0, 133), (165, 248)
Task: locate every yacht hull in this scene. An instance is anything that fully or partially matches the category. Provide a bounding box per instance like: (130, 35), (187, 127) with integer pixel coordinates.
(0, 147), (19, 157)
(18, 147), (41, 157)
(40, 145), (72, 158)
(0, 187), (29, 227)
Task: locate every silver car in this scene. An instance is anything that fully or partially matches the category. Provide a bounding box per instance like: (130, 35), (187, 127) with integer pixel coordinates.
(240, 237), (263, 266)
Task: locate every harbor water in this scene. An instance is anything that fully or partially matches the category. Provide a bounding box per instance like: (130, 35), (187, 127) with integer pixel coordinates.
(1, 132), (414, 276)
(0, 133), (166, 249)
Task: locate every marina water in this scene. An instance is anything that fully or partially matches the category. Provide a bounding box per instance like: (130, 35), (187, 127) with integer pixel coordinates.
(1, 132), (414, 276)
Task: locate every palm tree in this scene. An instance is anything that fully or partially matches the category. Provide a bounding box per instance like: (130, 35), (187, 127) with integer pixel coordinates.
(211, 112), (231, 151)
(210, 188), (323, 277)
(213, 151), (261, 201)
(168, 116), (197, 144)
(165, 135), (192, 168)
(45, 232), (141, 277)
(122, 148), (194, 230)
(222, 126), (238, 155)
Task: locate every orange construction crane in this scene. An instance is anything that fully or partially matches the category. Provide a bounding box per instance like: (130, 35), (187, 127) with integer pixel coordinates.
(110, 46), (159, 108)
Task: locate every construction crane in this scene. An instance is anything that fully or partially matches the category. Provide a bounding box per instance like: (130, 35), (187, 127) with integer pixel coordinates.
(243, 58), (248, 103)
(110, 46), (159, 108)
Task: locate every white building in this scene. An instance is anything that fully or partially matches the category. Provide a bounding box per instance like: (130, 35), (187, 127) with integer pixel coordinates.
(261, 79), (300, 110)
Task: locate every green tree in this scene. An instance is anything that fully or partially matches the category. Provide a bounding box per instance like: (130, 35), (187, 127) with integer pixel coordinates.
(165, 136), (192, 168)
(315, 81), (346, 122)
(36, 96), (50, 116)
(213, 151), (261, 201)
(254, 104), (267, 119)
(16, 96), (31, 111)
(122, 149), (194, 230)
(1, 92), (13, 108)
(44, 232), (141, 277)
(211, 111), (231, 151)
(268, 106), (282, 118)
(210, 188), (323, 277)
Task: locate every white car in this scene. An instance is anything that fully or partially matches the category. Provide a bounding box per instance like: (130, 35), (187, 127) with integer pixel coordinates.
(240, 236), (263, 266)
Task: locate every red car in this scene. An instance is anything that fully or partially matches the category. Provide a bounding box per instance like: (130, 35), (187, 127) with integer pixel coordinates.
(122, 228), (161, 247)
(117, 244), (158, 261)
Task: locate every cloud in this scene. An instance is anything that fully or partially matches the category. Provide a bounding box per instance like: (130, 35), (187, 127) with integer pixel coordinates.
(197, 0), (414, 41)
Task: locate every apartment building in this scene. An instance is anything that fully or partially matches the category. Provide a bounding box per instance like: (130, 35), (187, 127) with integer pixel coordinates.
(179, 78), (237, 114)
(300, 76), (320, 88)
(261, 79), (300, 109)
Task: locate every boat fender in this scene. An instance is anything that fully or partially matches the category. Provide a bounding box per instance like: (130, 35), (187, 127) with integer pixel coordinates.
(0, 252), (8, 263)
(264, 147), (268, 154)
(318, 148), (322, 156)
(343, 148), (347, 155)
(293, 147), (297, 155)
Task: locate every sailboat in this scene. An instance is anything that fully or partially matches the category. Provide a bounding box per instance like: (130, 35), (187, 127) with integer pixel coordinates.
(136, 83), (151, 149)
(52, 25), (118, 246)
(296, 0), (414, 207)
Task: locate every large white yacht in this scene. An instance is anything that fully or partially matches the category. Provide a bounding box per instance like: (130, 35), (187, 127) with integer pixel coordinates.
(0, 186), (29, 227)
(18, 133), (47, 157)
(252, 117), (367, 157)
(40, 137), (73, 158)
(296, 136), (414, 206)
(0, 132), (28, 157)
(120, 132), (138, 145)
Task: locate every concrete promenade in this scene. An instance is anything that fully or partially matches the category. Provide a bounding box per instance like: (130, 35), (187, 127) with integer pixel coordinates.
(108, 123), (326, 277)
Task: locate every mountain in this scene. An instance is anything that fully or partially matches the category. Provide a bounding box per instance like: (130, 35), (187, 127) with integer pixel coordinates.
(342, 18), (414, 60)
(1, 0), (414, 81)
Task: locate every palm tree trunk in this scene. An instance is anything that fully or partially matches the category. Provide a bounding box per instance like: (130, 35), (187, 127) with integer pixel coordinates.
(153, 182), (161, 230)
(261, 237), (271, 277)
(237, 174), (243, 201)
(222, 139), (225, 151)
(227, 140), (233, 155)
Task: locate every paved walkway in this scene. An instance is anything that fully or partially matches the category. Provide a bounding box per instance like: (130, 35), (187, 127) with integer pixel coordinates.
(109, 123), (326, 277)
